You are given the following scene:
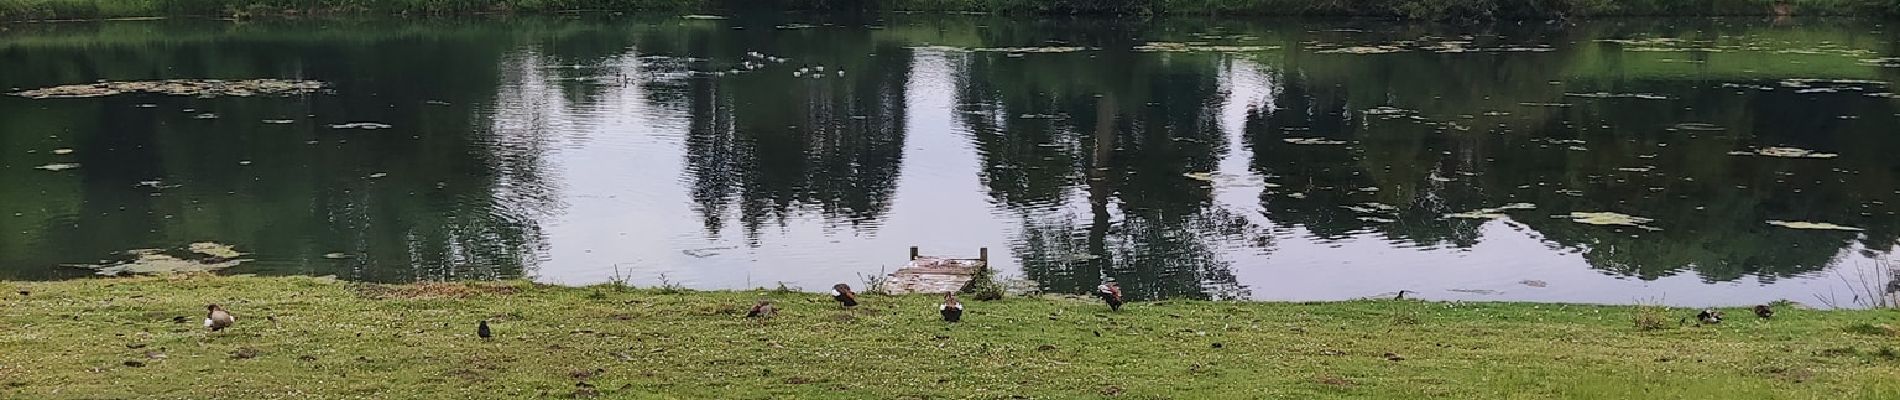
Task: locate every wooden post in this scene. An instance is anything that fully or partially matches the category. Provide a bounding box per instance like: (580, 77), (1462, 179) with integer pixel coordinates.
(909, 246), (920, 260)
(978, 247), (989, 264)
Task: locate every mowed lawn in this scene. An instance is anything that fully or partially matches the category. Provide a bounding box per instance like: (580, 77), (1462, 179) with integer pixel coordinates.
(3, 275), (1899, 399)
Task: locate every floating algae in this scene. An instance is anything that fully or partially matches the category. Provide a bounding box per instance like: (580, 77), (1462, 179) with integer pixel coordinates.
(1445, 203), (1536, 219)
(329, 122), (394, 130)
(71, 244), (247, 276)
(1283, 137), (1348, 145)
(1727, 146), (1838, 159)
(1564, 92), (1671, 100)
(35, 163), (80, 171)
(1558, 212), (1652, 226)
(188, 242), (242, 259)
(11, 79), (325, 99)
(1134, 42), (1278, 52)
(1766, 220), (1863, 231)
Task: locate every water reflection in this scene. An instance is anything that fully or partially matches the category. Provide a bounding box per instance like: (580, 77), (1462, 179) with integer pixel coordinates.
(1, 16), (1897, 305)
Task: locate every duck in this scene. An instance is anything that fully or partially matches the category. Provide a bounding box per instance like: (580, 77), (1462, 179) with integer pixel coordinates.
(1696, 309), (1723, 324)
(940, 293), (963, 322)
(204, 304), (235, 332)
(1095, 280), (1124, 312)
(831, 284), (858, 308)
(1753, 304), (1774, 319)
(747, 300), (776, 318)
(477, 320), (492, 339)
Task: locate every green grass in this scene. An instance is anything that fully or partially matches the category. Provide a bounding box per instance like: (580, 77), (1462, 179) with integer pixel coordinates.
(3, 275), (1900, 399)
(2, 0), (1897, 21)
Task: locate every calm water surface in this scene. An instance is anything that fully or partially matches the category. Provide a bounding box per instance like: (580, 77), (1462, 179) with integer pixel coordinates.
(3, 15), (1898, 305)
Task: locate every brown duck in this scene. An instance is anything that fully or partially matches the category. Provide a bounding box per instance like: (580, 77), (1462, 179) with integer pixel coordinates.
(204, 304), (235, 332)
(831, 284), (858, 307)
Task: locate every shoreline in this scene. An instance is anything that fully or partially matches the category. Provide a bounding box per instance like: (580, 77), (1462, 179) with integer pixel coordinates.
(3, 275), (1897, 398)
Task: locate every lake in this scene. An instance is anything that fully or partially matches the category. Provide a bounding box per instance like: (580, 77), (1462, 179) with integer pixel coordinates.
(2, 15), (1897, 306)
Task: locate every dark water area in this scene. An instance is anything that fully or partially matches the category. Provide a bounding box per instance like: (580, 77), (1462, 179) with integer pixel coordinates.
(2, 15), (1898, 306)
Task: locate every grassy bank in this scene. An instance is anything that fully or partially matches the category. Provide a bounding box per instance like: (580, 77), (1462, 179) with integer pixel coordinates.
(3, 275), (1899, 398)
(2, 0), (1898, 22)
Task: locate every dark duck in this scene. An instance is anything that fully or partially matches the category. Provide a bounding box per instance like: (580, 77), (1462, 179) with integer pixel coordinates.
(1753, 304), (1773, 319)
(1696, 309), (1723, 324)
(747, 300), (776, 318)
(940, 293), (963, 322)
(477, 320), (492, 339)
(831, 284), (858, 308)
(1095, 280), (1124, 311)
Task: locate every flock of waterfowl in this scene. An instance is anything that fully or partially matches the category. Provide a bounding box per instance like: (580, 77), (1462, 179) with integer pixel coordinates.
(194, 280), (1135, 336)
(187, 277), (1784, 337)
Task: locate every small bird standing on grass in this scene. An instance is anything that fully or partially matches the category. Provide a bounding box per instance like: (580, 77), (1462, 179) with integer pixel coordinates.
(1095, 280), (1124, 312)
(831, 284), (858, 308)
(1754, 305), (1774, 319)
(204, 304), (235, 332)
(477, 321), (492, 339)
(940, 293), (963, 322)
(747, 300), (776, 318)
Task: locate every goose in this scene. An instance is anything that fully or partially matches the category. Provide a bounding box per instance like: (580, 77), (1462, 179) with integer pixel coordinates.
(940, 293), (963, 322)
(1095, 281), (1124, 312)
(204, 304), (235, 332)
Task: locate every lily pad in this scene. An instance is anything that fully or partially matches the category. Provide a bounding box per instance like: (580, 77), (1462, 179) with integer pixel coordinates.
(1559, 212), (1652, 226)
(1765, 220), (1863, 231)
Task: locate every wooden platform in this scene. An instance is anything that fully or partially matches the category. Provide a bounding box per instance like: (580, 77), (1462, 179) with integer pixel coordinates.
(883, 247), (988, 295)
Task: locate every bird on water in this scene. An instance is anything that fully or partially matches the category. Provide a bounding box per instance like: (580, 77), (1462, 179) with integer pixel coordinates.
(940, 293), (963, 322)
(831, 284), (858, 308)
(204, 304), (235, 332)
(1095, 280), (1124, 312)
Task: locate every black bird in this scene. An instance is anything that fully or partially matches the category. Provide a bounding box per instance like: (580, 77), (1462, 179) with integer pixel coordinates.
(940, 293), (963, 322)
(1753, 305), (1774, 319)
(477, 320), (492, 339)
(831, 284), (858, 308)
(1696, 309), (1723, 324)
(747, 301), (775, 318)
(1095, 280), (1124, 312)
